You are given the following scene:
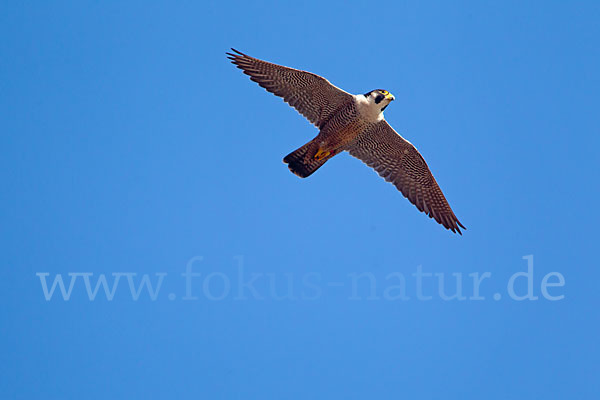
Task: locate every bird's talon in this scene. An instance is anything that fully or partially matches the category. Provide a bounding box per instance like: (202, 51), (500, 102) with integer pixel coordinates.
(314, 149), (330, 160)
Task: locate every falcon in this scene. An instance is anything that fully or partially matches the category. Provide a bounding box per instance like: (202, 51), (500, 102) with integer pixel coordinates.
(227, 49), (466, 234)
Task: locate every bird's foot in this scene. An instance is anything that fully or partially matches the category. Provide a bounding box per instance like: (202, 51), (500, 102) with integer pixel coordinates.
(314, 149), (331, 161)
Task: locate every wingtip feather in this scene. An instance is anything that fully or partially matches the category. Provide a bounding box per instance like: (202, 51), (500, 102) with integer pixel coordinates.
(229, 48), (247, 57)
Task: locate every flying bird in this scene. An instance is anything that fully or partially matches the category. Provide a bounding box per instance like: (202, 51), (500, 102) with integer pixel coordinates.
(227, 49), (465, 234)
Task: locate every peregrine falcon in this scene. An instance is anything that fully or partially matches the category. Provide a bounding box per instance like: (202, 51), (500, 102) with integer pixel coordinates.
(227, 49), (466, 234)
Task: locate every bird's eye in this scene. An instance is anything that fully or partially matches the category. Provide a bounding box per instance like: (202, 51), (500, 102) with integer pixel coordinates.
(380, 90), (388, 95)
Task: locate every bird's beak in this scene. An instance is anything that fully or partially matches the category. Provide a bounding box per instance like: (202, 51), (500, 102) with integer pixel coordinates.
(385, 93), (395, 101)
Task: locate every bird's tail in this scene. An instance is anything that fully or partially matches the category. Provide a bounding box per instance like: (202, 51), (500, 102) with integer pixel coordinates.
(283, 140), (330, 178)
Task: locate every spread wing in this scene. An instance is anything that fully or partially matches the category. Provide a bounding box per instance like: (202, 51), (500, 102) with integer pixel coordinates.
(348, 120), (466, 234)
(227, 49), (353, 127)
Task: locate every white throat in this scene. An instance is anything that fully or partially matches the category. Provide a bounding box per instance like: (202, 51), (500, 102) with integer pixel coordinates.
(354, 94), (385, 123)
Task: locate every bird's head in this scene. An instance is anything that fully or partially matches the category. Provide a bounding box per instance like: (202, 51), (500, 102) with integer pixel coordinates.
(363, 89), (395, 111)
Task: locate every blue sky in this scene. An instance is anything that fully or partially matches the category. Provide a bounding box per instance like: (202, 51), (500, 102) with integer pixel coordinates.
(1, 1), (599, 399)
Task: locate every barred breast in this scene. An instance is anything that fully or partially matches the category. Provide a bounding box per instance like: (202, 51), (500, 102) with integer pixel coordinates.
(318, 100), (370, 152)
